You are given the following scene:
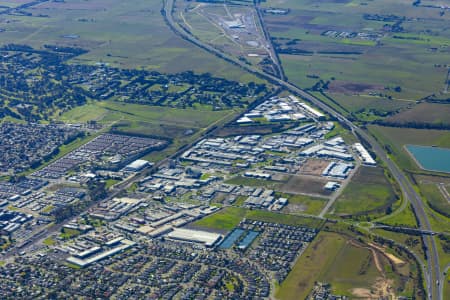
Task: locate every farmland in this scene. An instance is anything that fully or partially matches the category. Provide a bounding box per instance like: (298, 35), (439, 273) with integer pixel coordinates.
(385, 103), (450, 128)
(0, 0), (261, 83)
(261, 0), (450, 121)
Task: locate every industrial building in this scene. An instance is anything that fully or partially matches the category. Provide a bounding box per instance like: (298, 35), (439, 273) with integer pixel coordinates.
(166, 228), (223, 248)
(353, 143), (376, 165)
(123, 159), (150, 172)
(66, 239), (136, 268)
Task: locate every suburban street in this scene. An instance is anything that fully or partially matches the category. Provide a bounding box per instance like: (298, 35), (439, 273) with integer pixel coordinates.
(162, 0), (442, 298)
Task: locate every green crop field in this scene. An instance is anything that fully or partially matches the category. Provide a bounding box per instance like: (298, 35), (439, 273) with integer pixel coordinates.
(332, 167), (398, 217)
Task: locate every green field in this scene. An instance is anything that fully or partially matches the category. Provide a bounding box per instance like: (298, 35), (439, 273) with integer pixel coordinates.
(193, 207), (324, 231)
(59, 100), (238, 161)
(420, 183), (450, 218)
(262, 0), (450, 122)
(330, 93), (413, 121)
(276, 230), (417, 299)
(377, 204), (418, 228)
(193, 207), (247, 231)
(276, 232), (347, 300)
(280, 193), (328, 216)
(385, 103), (450, 127)
(332, 167), (398, 218)
(369, 125), (450, 172)
(371, 228), (426, 262)
(445, 272), (450, 300)
(0, 0), (261, 83)
(60, 101), (234, 131)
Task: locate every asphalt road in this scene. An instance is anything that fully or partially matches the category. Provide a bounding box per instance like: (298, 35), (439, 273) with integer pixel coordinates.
(162, 0), (442, 298)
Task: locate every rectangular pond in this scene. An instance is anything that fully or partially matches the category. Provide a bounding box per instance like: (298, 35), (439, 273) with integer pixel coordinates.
(405, 145), (450, 173)
(219, 228), (244, 249)
(237, 231), (259, 250)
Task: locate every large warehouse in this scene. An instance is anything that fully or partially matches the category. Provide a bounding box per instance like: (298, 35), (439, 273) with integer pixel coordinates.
(166, 228), (223, 248)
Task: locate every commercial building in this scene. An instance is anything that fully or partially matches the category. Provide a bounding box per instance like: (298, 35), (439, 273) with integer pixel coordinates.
(66, 239), (136, 268)
(123, 159), (150, 172)
(353, 143), (376, 165)
(166, 228), (223, 248)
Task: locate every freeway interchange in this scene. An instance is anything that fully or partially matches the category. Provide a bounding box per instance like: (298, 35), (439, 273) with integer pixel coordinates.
(162, 0), (442, 298)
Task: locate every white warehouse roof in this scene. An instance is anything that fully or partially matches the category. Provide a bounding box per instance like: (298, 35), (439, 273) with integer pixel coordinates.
(124, 159), (149, 171)
(166, 228), (223, 247)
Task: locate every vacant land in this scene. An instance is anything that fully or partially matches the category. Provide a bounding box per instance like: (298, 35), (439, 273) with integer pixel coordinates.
(60, 101), (233, 132)
(377, 204), (418, 228)
(194, 207), (324, 231)
(280, 193), (328, 216)
(59, 100), (239, 162)
(299, 159), (330, 176)
(385, 103), (450, 127)
(225, 176), (283, 189)
(277, 231), (417, 299)
(281, 174), (334, 197)
(0, 0), (261, 83)
(276, 232), (347, 300)
(371, 228), (426, 261)
(420, 183), (450, 218)
(330, 93), (413, 121)
(332, 167), (397, 217)
(193, 207), (247, 231)
(369, 125), (450, 172)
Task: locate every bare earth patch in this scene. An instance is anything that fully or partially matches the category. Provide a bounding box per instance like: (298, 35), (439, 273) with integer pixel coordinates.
(349, 240), (398, 299)
(300, 158), (331, 176)
(328, 80), (384, 94)
(281, 175), (333, 197)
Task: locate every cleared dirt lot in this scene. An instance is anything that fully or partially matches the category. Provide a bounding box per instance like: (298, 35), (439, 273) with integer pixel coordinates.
(299, 158), (330, 176)
(281, 174), (334, 197)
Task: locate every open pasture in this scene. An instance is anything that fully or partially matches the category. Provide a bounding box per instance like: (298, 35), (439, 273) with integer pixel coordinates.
(385, 103), (450, 127)
(369, 125), (450, 172)
(0, 0), (259, 82)
(332, 166), (398, 217)
(261, 0), (450, 121)
(276, 231), (419, 299)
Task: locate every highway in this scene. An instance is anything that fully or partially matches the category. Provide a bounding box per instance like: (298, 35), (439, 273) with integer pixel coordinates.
(163, 0), (442, 298)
